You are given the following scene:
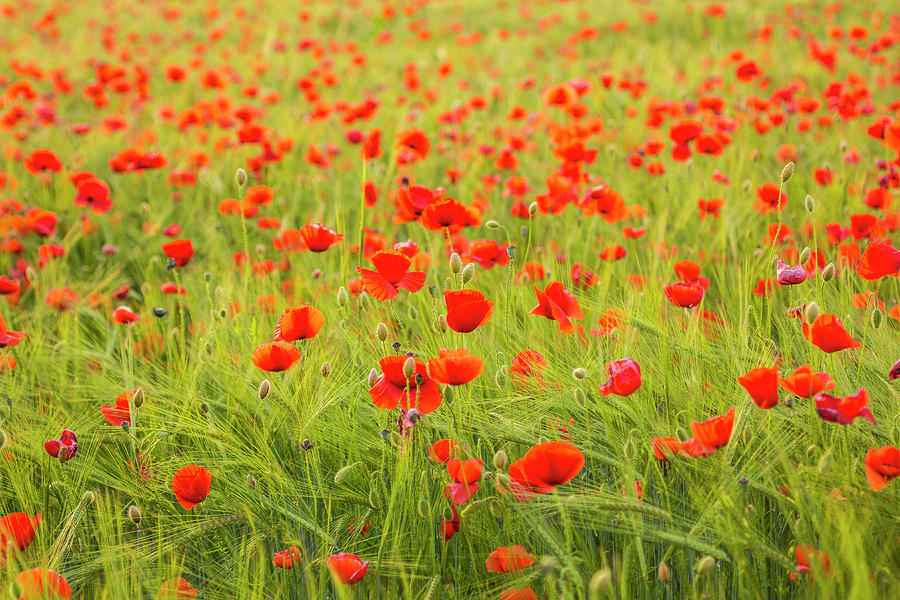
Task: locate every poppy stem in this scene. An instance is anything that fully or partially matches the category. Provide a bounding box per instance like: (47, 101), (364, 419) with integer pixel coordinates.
(357, 157), (367, 269)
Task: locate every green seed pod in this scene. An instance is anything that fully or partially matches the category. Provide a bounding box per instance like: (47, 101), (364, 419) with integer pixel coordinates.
(805, 194), (815, 213)
(492, 450), (508, 470)
(368, 489), (380, 509)
(258, 379), (270, 400)
(443, 385), (454, 403)
(417, 498), (429, 518)
(528, 201), (539, 216)
(375, 322), (389, 342)
(799, 247), (811, 264)
(461, 262), (476, 284)
(334, 464), (355, 485)
(449, 253), (462, 274)
(572, 367), (586, 380)
(495, 473), (511, 489)
(403, 357), (416, 379)
(0, 428), (5, 448)
(695, 555), (716, 574)
(574, 388), (586, 405)
(804, 301), (821, 324)
(337, 286), (349, 307)
(235, 168), (248, 187)
(588, 567), (612, 598)
(622, 440), (636, 460)
(822, 263), (835, 281)
(872, 309), (883, 329)
(489, 499), (503, 518)
(407, 305), (419, 320)
(128, 505), (141, 525)
(82, 490), (96, 505)
(781, 162), (794, 183)
(494, 366), (507, 388)
(485, 220), (501, 229)
(132, 387), (144, 408)
(817, 451), (833, 474)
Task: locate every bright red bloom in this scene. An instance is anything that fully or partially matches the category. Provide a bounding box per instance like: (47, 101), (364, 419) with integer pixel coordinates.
(447, 458), (483, 484)
(327, 552), (369, 584)
(272, 546), (301, 569)
(737, 366), (779, 409)
(802, 314), (860, 353)
(510, 441), (584, 492)
(776, 259), (807, 285)
(428, 439), (461, 463)
(793, 545), (832, 581)
(74, 178), (112, 214)
(486, 545), (535, 573)
(778, 366), (834, 398)
(814, 389), (875, 426)
(14, 568), (72, 600)
(420, 197), (469, 231)
(689, 407), (735, 451)
(865, 446), (900, 491)
(251, 341), (301, 372)
(0, 513), (40, 565)
(395, 128), (430, 163)
(171, 465), (212, 510)
(44, 429), (78, 462)
(428, 348), (483, 385)
(0, 314), (27, 348)
(356, 250), (426, 301)
(274, 304), (324, 341)
(24, 149), (62, 174)
(664, 282), (705, 308)
(529, 281), (583, 334)
(300, 223), (344, 252)
(369, 355), (442, 414)
(464, 239), (510, 269)
(444, 289), (493, 333)
(650, 437), (685, 461)
(579, 185), (626, 221)
(158, 577), (198, 599)
(501, 589), (538, 600)
(161, 239), (194, 267)
(101, 390), (135, 426)
(858, 241), (900, 280)
(112, 306), (140, 324)
(598, 358), (642, 397)
(755, 183), (786, 213)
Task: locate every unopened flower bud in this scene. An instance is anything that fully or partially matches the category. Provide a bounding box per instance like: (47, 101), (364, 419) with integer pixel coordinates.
(804, 301), (821, 324)
(495, 366), (507, 387)
(695, 555), (716, 574)
(449, 253), (462, 274)
(417, 498), (429, 518)
(128, 505), (141, 525)
(871, 309), (883, 329)
(320, 362), (331, 377)
(258, 379), (270, 400)
(414, 373), (424, 387)
(489, 499), (503, 518)
(485, 220), (500, 229)
(443, 385), (454, 403)
(0, 429), (5, 448)
(461, 262), (475, 284)
(247, 473), (256, 488)
(492, 450), (508, 470)
(572, 367), (586, 380)
(805, 194), (815, 213)
(442, 506), (455, 521)
(403, 357), (416, 379)
(781, 162), (794, 183)
(438, 314), (448, 333)
(82, 491), (96, 505)
(528, 202), (538, 216)
(574, 388), (586, 405)
(367, 368), (379, 387)
(799, 247), (811, 264)
(199, 402), (209, 415)
(589, 567), (612, 598)
(235, 168), (248, 187)
(817, 451), (833, 474)
(334, 464), (355, 485)
(658, 561), (670, 583)
(375, 322), (389, 341)
(337, 286), (349, 307)
(822, 263), (835, 281)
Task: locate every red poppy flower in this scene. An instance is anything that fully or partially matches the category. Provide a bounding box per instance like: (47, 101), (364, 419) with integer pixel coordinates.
(664, 282), (705, 308)
(395, 128), (430, 163)
(865, 446), (900, 491)
(428, 439), (461, 463)
(272, 546), (301, 569)
(161, 239), (194, 267)
(650, 437), (685, 461)
(501, 589), (538, 600)
(512, 441), (584, 491)
(101, 390), (135, 426)
(356, 250), (426, 301)
(369, 355), (442, 414)
(274, 304), (324, 341)
(112, 306), (140, 324)
(0, 513), (40, 565)
(793, 545), (832, 581)
(486, 545), (535, 573)
(529, 281), (583, 334)
(158, 577), (199, 599)
(14, 568), (72, 600)
(444, 289), (493, 333)
(778, 366), (834, 398)
(598, 358), (642, 397)
(814, 389), (875, 426)
(0, 276), (20, 295)
(776, 259), (807, 285)
(420, 197), (469, 231)
(802, 314), (860, 353)
(300, 223), (344, 252)
(689, 407), (735, 451)
(755, 183), (786, 213)
(24, 149), (62, 174)
(570, 262), (598, 288)
(0, 314), (27, 348)
(447, 458), (483, 484)
(44, 429), (78, 462)
(171, 465), (212, 510)
(464, 239), (510, 269)
(428, 348), (484, 385)
(579, 185), (626, 221)
(327, 552), (369, 584)
(858, 241), (900, 280)
(444, 481), (479, 505)
(441, 506), (461, 542)
(74, 178), (112, 214)
(251, 341), (301, 372)
(737, 366), (779, 409)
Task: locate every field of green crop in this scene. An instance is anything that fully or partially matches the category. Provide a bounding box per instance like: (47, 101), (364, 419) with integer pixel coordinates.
(1, 0), (900, 598)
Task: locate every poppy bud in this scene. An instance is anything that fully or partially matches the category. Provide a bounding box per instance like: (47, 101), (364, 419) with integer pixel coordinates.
(442, 506), (455, 521)
(492, 450), (508, 470)
(414, 373), (424, 387)
(375, 322), (389, 341)
(337, 286), (348, 307)
(840, 139), (848, 152)
(437, 314), (448, 333)
(235, 168), (248, 187)
(528, 201), (538, 216)
(658, 561), (670, 583)
(334, 464), (356, 485)
(25, 265), (37, 282)
(872, 309), (883, 329)
(247, 473), (256, 488)
(417, 499), (429, 518)
(574, 388), (586, 405)
(572, 367), (586, 380)
(368, 489), (380, 509)
(695, 555), (715, 574)
(805, 194), (815, 213)
(129, 505), (141, 525)
(428, 285), (437, 297)
(495, 473), (511, 489)
(403, 357), (416, 379)
(406, 408), (421, 424)
(489, 499), (503, 518)
(320, 362), (331, 377)
(407, 305), (419, 320)
(443, 385), (454, 403)
(622, 440), (636, 460)
(817, 451), (833, 474)
(380, 429), (390, 441)
(82, 490), (96, 504)
(742, 180), (752, 194)
(746, 504), (755, 516)
(781, 162), (794, 183)
(750, 149), (760, 161)
(131, 387), (144, 408)
(539, 555), (558, 573)
(461, 262), (475, 284)
(506, 245), (516, 258)
(799, 247), (811, 264)
(301, 439), (314, 451)
(0, 428), (5, 448)
(198, 402), (208, 415)
(121, 422), (130, 433)
(367, 368), (379, 387)
(588, 567), (611, 598)
(485, 220), (500, 229)
(822, 263), (835, 281)
(152, 307), (168, 318)
(495, 366), (507, 387)
(804, 301), (820, 324)
(257, 379), (270, 400)
(449, 252), (462, 274)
